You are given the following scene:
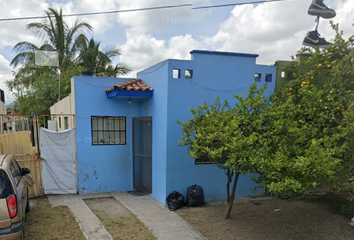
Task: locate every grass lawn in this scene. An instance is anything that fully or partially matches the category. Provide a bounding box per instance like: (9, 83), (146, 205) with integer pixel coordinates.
(84, 197), (156, 240)
(24, 198), (85, 240)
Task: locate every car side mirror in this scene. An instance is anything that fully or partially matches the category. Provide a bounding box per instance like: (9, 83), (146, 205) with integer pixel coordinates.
(21, 168), (31, 176)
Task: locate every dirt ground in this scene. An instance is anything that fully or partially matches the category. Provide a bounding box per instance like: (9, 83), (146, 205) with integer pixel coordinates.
(176, 198), (354, 240)
(84, 197), (156, 240)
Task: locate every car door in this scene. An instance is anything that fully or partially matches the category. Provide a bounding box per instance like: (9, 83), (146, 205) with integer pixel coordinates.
(9, 159), (25, 218)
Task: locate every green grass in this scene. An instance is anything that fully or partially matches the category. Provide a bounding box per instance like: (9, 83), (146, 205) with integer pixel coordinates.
(305, 194), (354, 220)
(25, 198), (85, 240)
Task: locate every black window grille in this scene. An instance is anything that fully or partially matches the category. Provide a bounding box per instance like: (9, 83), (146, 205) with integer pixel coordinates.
(91, 116), (126, 145)
(195, 157), (213, 165)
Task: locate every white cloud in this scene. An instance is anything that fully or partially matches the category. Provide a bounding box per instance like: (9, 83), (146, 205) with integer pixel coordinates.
(203, 1), (354, 64)
(0, 55), (14, 104)
(116, 0), (211, 32)
(0, 0), (48, 49)
(166, 34), (200, 59)
(54, 0), (120, 34)
(120, 29), (200, 77)
(331, 0), (354, 39)
(120, 29), (166, 74)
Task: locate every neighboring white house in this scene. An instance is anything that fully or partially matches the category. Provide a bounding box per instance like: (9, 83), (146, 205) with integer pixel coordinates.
(49, 90), (75, 132)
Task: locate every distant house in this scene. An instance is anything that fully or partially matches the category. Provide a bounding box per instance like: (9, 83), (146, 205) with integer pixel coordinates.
(0, 89), (5, 114)
(50, 50), (277, 204)
(0, 89), (6, 133)
(274, 53), (312, 92)
(49, 93), (75, 131)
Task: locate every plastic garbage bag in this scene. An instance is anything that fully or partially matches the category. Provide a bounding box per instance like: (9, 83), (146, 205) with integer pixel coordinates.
(186, 184), (206, 207)
(166, 191), (185, 211)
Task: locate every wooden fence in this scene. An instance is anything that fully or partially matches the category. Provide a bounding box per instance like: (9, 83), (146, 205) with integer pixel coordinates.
(15, 154), (43, 198)
(0, 131), (37, 155)
(0, 131), (43, 197)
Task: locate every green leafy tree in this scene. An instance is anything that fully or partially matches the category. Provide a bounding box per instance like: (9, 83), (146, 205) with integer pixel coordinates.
(179, 23), (354, 219)
(178, 84), (272, 219)
(265, 22), (354, 194)
(7, 7), (92, 114)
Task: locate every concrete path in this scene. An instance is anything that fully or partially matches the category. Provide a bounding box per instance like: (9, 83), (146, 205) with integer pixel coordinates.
(48, 194), (113, 240)
(112, 192), (206, 240)
(48, 192), (207, 240)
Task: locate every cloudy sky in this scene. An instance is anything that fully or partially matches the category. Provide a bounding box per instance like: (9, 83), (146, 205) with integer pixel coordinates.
(0, 0), (353, 103)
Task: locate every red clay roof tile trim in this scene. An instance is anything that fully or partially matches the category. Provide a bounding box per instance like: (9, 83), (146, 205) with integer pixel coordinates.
(106, 78), (153, 93)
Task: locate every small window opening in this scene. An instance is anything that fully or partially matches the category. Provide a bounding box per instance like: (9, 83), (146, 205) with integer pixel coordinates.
(281, 71), (286, 78)
(173, 69), (180, 79)
(185, 69), (193, 79)
(254, 73), (261, 82)
(64, 117), (69, 130)
(265, 74), (272, 82)
(58, 117), (62, 128)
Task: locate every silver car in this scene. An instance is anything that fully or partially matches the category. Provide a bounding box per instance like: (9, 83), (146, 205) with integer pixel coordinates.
(0, 155), (30, 240)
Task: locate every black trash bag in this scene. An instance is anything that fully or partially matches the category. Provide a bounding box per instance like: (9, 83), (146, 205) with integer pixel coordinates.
(186, 184), (206, 207)
(166, 191), (185, 211)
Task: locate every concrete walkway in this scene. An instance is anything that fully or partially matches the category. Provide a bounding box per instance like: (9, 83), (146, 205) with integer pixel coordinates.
(48, 192), (206, 240)
(48, 194), (113, 240)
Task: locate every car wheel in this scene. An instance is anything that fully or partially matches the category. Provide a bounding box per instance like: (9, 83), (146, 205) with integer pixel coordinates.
(25, 191), (30, 213)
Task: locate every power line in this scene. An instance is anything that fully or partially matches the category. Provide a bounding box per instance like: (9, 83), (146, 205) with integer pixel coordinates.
(0, 4), (192, 22)
(0, 0), (296, 22)
(192, 0), (295, 9)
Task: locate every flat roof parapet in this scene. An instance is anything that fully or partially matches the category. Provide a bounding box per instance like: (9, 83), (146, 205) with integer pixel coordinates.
(190, 50), (259, 58)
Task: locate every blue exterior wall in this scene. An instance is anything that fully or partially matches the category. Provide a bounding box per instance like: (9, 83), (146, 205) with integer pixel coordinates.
(74, 76), (137, 194)
(74, 50), (277, 205)
(136, 61), (169, 204)
(155, 51), (276, 203)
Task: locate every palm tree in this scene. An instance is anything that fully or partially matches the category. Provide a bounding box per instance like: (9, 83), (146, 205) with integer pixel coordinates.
(104, 63), (131, 77)
(11, 7), (92, 73)
(77, 37), (130, 77)
(8, 7), (92, 113)
(8, 7), (130, 114)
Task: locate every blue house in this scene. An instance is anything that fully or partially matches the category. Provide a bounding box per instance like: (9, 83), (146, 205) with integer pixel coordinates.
(57, 50), (276, 204)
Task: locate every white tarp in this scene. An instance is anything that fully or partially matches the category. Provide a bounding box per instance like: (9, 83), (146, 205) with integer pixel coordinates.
(40, 127), (76, 194)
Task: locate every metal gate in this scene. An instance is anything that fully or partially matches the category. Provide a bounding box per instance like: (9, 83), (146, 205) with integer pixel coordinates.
(0, 114), (76, 196)
(133, 117), (152, 193)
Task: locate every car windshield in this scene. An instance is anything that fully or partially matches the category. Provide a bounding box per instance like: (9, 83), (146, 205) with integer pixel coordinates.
(0, 170), (14, 199)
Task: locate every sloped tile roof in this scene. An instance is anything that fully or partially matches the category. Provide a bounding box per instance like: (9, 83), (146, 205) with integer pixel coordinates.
(106, 79), (153, 93)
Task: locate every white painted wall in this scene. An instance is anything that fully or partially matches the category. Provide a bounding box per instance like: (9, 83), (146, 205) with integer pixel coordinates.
(50, 78), (76, 131)
(0, 100), (5, 114)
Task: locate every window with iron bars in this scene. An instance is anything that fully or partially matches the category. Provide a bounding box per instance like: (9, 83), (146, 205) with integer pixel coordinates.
(91, 116), (126, 145)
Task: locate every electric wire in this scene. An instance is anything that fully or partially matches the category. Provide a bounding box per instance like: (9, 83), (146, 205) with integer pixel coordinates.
(192, 0), (294, 9)
(0, 0), (297, 22)
(0, 4), (192, 22)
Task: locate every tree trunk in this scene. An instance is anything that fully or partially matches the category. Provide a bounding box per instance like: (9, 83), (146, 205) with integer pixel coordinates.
(226, 168), (232, 203)
(225, 173), (240, 219)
